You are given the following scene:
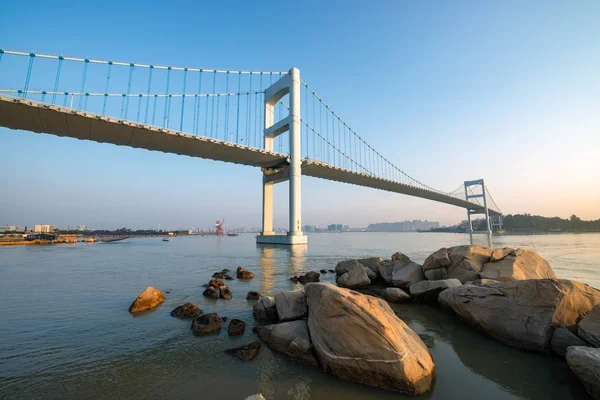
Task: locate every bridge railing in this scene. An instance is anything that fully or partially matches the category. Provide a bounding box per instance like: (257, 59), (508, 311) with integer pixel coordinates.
(0, 49), (291, 151)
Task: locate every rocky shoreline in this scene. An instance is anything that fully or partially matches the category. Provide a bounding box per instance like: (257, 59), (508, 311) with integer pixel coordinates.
(127, 244), (600, 399)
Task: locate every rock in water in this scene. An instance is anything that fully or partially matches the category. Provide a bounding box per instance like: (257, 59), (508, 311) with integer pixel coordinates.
(219, 285), (232, 300)
(256, 320), (318, 366)
(438, 279), (600, 353)
(244, 395), (266, 400)
(191, 313), (222, 335)
(305, 283), (435, 394)
(335, 260), (370, 289)
(410, 279), (462, 299)
(224, 341), (261, 361)
(237, 267), (256, 280)
(566, 346), (600, 400)
(253, 296), (278, 321)
(246, 291), (262, 300)
(228, 319), (246, 336)
(128, 286), (165, 313)
(170, 302), (202, 319)
(212, 272), (225, 279)
(298, 271), (320, 283)
(423, 245), (492, 283)
(275, 290), (308, 321)
(550, 326), (589, 357)
(578, 304), (600, 347)
(209, 278), (224, 287)
(224, 275), (234, 280)
(203, 286), (220, 299)
(480, 249), (556, 282)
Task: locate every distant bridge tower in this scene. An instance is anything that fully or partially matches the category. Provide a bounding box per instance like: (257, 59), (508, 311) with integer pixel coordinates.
(256, 68), (307, 245)
(464, 179), (492, 244)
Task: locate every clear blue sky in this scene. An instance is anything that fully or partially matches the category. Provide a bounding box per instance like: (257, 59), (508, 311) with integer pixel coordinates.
(1, 0), (599, 230)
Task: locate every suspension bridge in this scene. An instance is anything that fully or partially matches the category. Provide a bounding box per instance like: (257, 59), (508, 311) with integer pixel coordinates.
(0, 49), (502, 245)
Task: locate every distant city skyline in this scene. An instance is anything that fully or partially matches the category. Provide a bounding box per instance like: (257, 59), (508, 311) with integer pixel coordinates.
(1, 2), (599, 228)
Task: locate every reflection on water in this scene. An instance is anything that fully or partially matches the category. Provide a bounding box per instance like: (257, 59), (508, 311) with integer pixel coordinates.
(0, 232), (598, 399)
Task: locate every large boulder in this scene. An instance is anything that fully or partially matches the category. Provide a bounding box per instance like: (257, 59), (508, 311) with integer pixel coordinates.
(480, 249), (556, 282)
(566, 346), (600, 399)
(256, 320), (318, 366)
(191, 313), (222, 335)
(578, 304), (600, 347)
(423, 245), (492, 283)
(491, 247), (513, 262)
(170, 302), (202, 319)
(128, 286), (165, 313)
(410, 279), (461, 299)
(550, 326), (589, 357)
(374, 287), (410, 303)
(439, 279), (600, 353)
(335, 260), (371, 289)
(305, 283), (435, 394)
(253, 296), (278, 321)
(378, 252), (424, 288)
(275, 290), (308, 321)
(392, 261), (425, 288)
(357, 257), (383, 278)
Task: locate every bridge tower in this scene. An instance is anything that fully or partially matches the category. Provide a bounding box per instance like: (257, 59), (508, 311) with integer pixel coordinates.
(256, 68), (307, 245)
(464, 179), (492, 244)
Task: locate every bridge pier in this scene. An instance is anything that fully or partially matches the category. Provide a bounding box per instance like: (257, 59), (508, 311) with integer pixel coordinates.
(256, 68), (307, 245)
(464, 179), (493, 246)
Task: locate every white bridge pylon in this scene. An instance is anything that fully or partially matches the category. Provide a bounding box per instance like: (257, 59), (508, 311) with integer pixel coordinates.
(256, 68), (307, 245)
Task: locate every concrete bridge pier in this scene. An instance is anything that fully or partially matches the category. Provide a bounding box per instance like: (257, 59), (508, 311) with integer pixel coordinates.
(256, 68), (307, 245)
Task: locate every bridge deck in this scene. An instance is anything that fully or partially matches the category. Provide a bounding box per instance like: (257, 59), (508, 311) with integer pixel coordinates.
(0, 96), (500, 216)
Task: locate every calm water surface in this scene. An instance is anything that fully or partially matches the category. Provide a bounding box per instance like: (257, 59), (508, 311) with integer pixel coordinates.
(1, 232), (598, 399)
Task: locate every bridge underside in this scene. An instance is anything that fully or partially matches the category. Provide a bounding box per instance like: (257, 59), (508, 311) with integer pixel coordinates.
(0, 96), (500, 216)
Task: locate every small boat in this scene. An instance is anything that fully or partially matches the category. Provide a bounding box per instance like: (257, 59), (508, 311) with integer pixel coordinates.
(100, 236), (129, 243)
(227, 233), (239, 237)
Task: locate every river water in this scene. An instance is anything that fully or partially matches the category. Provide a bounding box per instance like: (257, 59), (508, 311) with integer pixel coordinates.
(1, 232), (598, 399)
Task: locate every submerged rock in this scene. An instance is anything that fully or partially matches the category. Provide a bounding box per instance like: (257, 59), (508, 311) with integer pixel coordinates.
(578, 304), (600, 347)
(253, 296), (278, 321)
(224, 275), (234, 280)
(335, 260), (370, 289)
(306, 283), (435, 394)
(423, 245), (492, 283)
(275, 290), (308, 321)
(480, 249), (556, 282)
(439, 279), (600, 353)
(224, 341), (261, 361)
(551, 326), (589, 357)
(246, 291), (262, 300)
(212, 272), (225, 279)
(170, 302), (202, 319)
(256, 320), (317, 365)
(566, 346), (600, 399)
(320, 269), (328, 274)
(228, 319), (246, 336)
(191, 313), (222, 335)
(128, 286), (165, 313)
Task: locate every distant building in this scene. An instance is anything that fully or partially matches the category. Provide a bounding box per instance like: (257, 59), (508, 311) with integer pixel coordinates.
(0, 225), (18, 232)
(34, 224), (55, 233)
(327, 224), (343, 232)
(303, 225), (316, 232)
(74, 225), (87, 231)
(366, 220), (440, 232)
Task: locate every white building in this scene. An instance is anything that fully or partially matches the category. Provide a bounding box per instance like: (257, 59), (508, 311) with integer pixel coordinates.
(34, 225), (54, 233)
(0, 225), (18, 232)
